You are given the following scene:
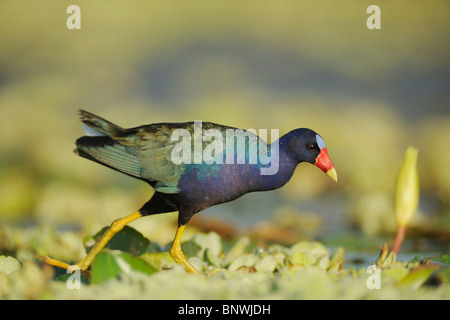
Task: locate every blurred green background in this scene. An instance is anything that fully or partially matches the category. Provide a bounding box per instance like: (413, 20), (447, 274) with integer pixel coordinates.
(0, 0), (449, 256)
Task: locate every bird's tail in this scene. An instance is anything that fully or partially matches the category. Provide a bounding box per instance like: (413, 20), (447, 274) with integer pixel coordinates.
(75, 110), (142, 179)
(79, 109), (123, 137)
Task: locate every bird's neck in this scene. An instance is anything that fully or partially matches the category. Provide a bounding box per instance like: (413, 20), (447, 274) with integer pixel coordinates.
(254, 134), (299, 191)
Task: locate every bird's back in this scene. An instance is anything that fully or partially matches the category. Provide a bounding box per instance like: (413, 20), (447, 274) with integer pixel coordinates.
(76, 110), (254, 197)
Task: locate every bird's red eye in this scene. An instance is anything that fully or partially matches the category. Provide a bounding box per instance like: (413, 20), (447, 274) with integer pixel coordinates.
(308, 144), (315, 151)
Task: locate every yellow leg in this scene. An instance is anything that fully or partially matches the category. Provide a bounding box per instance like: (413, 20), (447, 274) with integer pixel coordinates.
(40, 211), (143, 272)
(170, 225), (198, 274)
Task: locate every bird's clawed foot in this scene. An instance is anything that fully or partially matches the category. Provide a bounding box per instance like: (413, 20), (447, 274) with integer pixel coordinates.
(36, 255), (90, 273)
(37, 218), (198, 275)
(169, 245), (198, 274)
(170, 225), (198, 274)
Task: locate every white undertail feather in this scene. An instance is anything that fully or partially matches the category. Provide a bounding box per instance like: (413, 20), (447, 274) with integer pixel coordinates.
(82, 123), (108, 137)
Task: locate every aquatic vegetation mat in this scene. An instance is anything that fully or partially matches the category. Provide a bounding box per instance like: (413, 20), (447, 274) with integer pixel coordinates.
(0, 225), (449, 299)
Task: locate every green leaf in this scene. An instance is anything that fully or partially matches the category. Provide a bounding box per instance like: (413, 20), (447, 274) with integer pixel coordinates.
(188, 257), (207, 272)
(203, 248), (220, 267)
(406, 256), (423, 268)
(91, 250), (156, 284)
(228, 237), (250, 257)
(328, 247), (345, 272)
(430, 254), (450, 266)
(55, 272), (90, 285)
(146, 241), (163, 253)
(227, 254), (259, 271)
(118, 252), (156, 275)
(382, 265), (410, 282)
(375, 244), (397, 268)
(287, 241), (329, 267)
(139, 252), (175, 271)
(396, 265), (440, 289)
(91, 251), (118, 284)
(290, 251), (316, 266)
(0, 256), (21, 275)
(181, 241), (201, 258)
(290, 241), (328, 257)
(86, 226), (150, 256)
(192, 232), (222, 257)
(254, 256), (277, 272)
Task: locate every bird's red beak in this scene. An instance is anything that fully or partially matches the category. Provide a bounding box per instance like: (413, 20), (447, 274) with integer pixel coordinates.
(314, 148), (338, 182)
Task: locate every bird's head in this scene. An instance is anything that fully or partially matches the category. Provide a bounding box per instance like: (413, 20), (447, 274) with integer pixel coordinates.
(285, 128), (338, 182)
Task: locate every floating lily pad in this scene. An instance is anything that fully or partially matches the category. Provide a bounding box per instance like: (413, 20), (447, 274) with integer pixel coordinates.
(191, 232), (222, 257)
(139, 252), (175, 271)
(290, 241), (329, 257)
(290, 251), (316, 266)
(91, 250), (156, 284)
(181, 240), (202, 257)
(85, 226), (150, 256)
(188, 257), (207, 272)
(54, 271), (90, 286)
(227, 254), (259, 271)
(328, 247), (345, 272)
(431, 255), (450, 266)
(203, 248), (220, 267)
(396, 265), (440, 289)
(228, 237), (250, 257)
(254, 256), (277, 272)
(0, 256), (21, 275)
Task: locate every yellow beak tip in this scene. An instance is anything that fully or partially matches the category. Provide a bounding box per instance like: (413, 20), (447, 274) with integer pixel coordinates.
(327, 168), (338, 182)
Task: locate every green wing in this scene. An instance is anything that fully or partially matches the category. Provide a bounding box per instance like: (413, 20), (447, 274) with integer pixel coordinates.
(127, 122), (238, 193)
(77, 110), (238, 194)
(126, 123), (186, 193)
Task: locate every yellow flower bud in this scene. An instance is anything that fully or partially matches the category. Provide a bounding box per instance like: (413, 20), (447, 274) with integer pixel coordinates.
(394, 147), (419, 227)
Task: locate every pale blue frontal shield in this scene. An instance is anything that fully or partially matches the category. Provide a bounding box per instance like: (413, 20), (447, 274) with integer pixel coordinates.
(316, 134), (326, 150)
